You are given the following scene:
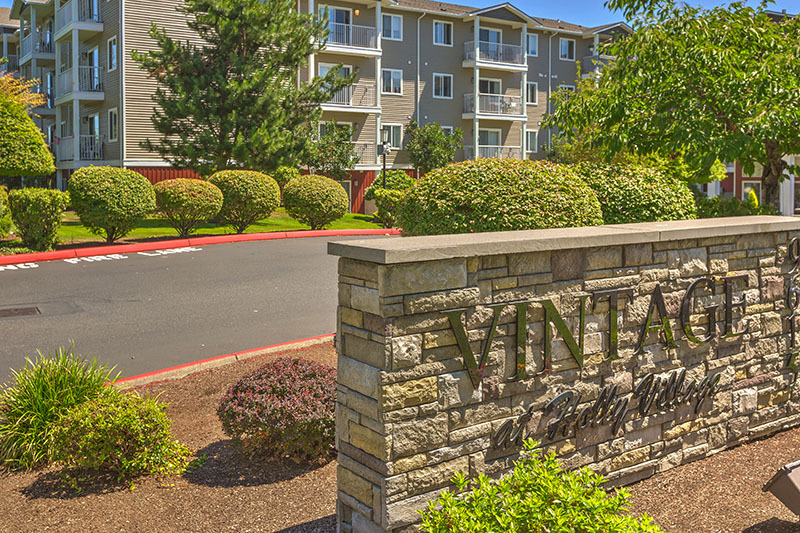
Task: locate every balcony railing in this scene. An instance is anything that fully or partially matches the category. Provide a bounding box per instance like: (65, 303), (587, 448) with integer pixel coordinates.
(464, 145), (522, 160)
(57, 136), (75, 161)
(56, 0), (102, 32)
(353, 142), (376, 164)
(21, 33), (54, 57)
(1, 55), (19, 73)
(80, 135), (103, 161)
(581, 55), (611, 75)
(463, 93), (523, 115)
(325, 22), (377, 49)
(33, 85), (55, 109)
(56, 66), (103, 96)
(464, 41), (524, 65)
(326, 84), (377, 107)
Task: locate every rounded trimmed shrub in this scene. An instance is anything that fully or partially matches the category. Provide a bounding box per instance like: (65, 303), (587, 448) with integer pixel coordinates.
(399, 159), (604, 236)
(7, 187), (68, 250)
(68, 166), (156, 243)
(0, 92), (55, 177)
(373, 188), (406, 229)
(364, 169), (415, 201)
(154, 178), (223, 237)
(0, 346), (118, 470)
(52, 391), (191, 480)
(208, 170), (280, 233)
(0, 185), (11, 239)
(272, 166), (301, 193)
(572, 162), (698, 225)
(217, 358), (336, 461)
(283, 174), (349, 230)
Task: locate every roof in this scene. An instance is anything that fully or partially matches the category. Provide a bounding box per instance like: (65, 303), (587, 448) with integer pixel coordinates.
(392, 0), (473, 16)
(0, 7), (18, 28)
(533, 17), (589, 33)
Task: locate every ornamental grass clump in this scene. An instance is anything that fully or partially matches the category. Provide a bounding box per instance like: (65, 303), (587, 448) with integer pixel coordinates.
(154, 178), (224, 237)
(419, 440), (663, 533)
(0, 346), (118, 470)
(217, 358), (336, 461)
(283, 174), (349, 230)
(398, 159), (604, 236)
(52, 391), (191, 482)
(208, 170), (280, 233)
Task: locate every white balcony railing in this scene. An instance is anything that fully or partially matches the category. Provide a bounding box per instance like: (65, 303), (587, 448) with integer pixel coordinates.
(326, 84), (377, 107)
(56, 0), (101, 32)
(57, 136), (75, 161)
(56, 67), (72, 96)
(78, 65), (103, 91)
(464, 145), (522, 160)
(581, 55), (611, 75)
(80, 135), (103, 160)
(1, 55), (19, 73)
(463, 93), (523, 115)
(353, 142), (376, 164)
(21, 33), (53, 56)
(464, 41), (524, 65)
(325, 22), (377, 49)
(21, 35), (32, 57)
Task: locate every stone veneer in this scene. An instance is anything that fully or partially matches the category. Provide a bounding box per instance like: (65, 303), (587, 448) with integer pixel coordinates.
(328, 216), (800, 533)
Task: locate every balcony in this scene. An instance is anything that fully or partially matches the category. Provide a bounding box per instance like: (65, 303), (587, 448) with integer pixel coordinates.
(33, 85), (56, 115)
(56, 136), (75, 162)
(0, 55), (19, 74)
(581, 55), (612, 77)
(463, 93), (524, 120)
(463, 145), (522, 160)
(56, 66), (104, 101)
(322, 83), (378, 112)
(56, 135), (103, 162)
(55, 0), (103, 37)
(322, 22), (380, 56)
(353, 142), (376, 165)
(463, 41), (526, 71)
(20, 32), (55, 64)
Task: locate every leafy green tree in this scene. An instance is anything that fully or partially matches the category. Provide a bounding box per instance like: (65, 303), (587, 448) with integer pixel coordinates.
(301, 122), (359, 181)
(545, 0), (800, 206)
(132, 0), (354, 176)
(404, 121), (463, 175)
(0, 73), (55, 178)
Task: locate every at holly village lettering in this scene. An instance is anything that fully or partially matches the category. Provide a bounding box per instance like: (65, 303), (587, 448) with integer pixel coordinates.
(443, 275), (750, 390)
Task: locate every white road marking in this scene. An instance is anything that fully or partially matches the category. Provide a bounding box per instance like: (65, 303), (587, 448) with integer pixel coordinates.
(136, 247), (203, 257)
(64, 253), (129, 264)
(0, 262), (39, 271)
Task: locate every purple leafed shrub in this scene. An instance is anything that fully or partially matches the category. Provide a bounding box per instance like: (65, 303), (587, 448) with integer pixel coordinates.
(217, 358), (337, 462)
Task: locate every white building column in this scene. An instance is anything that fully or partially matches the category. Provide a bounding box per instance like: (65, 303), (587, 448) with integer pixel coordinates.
(308, 0), (315, 83)
(2, 34), (7, 59)
(520, 23), (527, 159)
(30, 7), (38, 54)
(780, 155), (795, 216)
(72, 99), (80, 163)
(472, 17), (480, 159)
(706, 180), (720, 198)
(375, 1), (381, 165)
(71, 29), (80, 161)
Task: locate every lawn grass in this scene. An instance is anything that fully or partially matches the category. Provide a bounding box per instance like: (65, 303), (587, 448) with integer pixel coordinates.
(0, 209), (380, 254)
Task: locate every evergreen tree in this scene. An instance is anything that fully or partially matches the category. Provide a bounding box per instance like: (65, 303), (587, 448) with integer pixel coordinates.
(404, 121), (462, 175)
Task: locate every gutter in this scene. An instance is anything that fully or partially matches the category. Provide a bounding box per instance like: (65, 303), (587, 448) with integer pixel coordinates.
(415, 12), (425, 121)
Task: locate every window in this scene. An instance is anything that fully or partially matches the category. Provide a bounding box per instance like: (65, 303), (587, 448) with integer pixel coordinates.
(479, 78), (501, 94)
(381, 124), (402, 148)
(433, 20), (452, 46)
(382, 68), (403, 94)
(742, 181), (761, 203)
(383, 14), (402, 41)
(526, 33), (538, 56)
(526, 130), (538, 154)
(559, 38), (575, 61)
(108, 108), (118, 142)
(319, 121), (353, 138)
(441, 126), (454, 135)
(559, 84), (576, 92)
(526, 81), (538, 105)
(433, 73), (453, 99)
(107, 36), (117, 72)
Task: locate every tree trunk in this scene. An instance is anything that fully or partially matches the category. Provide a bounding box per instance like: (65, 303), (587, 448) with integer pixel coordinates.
(762, 140), (788, 209)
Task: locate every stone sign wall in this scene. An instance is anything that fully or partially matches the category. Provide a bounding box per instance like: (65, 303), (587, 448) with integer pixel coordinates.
(329, 216), (800, 533)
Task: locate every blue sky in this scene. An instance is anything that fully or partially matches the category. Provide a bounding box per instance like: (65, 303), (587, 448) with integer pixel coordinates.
(0, 0), (797, 27)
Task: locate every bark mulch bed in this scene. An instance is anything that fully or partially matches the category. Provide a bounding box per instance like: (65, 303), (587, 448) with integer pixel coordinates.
(1, 339), (799, 532)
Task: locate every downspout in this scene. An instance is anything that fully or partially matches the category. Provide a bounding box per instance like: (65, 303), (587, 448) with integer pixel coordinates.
(547, 31), (554, 151)
(415, 12), (425, 122)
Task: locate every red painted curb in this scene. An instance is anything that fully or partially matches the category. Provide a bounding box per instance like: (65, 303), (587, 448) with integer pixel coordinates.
(0, 228), (399, 266)
(114, 333), (335, 386)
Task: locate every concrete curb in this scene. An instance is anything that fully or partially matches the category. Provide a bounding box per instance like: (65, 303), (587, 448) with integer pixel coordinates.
(0, 228), (400, 266)
(114, 333), (335, 389)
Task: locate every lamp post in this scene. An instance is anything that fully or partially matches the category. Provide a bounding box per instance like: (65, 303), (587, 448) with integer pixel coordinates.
(380, 129), (392, 189)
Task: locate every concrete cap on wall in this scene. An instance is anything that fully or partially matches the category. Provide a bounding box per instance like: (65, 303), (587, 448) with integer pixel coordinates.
(328, 216), (800, 264)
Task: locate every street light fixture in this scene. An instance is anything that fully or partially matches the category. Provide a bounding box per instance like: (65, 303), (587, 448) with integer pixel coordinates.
(380, 129), (392, 189)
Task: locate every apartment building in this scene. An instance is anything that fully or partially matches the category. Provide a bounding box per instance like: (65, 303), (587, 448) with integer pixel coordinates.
(0, 8), (19, 75)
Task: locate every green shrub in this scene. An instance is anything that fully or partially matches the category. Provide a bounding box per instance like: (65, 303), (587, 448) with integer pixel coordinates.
(0, 346), (118, 470)
(695, 193), (779, 218)
(373, 188), (406, 229)
(68, 166), (156, 243)
(399, 159), (604, 236)
(420, 440), (663, 533)
(52, 391), (191, 481)
(572, 162), (697, 224)
(154, 178), (223, 237)
(283, 174), (349, 230)
(0, 185), (11, 239)
(272, 166), (301, 193)
(364, 170), (415, 201)
(7, 187), (68, 250)
(0, 91), (55, 177)
(217, 358), (336, 461)
(208, 170), (280, 233)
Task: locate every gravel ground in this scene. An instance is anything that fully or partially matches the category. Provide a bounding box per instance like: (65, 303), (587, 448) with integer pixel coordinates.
(2, 340), (800, 532)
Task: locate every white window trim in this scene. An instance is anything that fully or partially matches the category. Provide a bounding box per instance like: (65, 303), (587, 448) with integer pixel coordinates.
(382, 123), (403, 149)
(479, 27), (502, 43)
(108, 108), (118, 142)
(526, 33), (538, 57)
(383, 13), (403, 41)
(441, 126), (454, 135)
(559, 37), (576, 61)
(318, 62), (352, 78)
(432, 72), (453, 99)
(479, 77), (502, 94)
(741, 180), (762, 201)
(382, 68), (403, 95)
(478, 127), (502, 146)
(319, 5), (352, 22)
(526, 130), (538, 154)
(526, 81), (538, 105)
(433, 20), (453, 47)
(559, 84), (576, 91)
(106, 36), (117, 72)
